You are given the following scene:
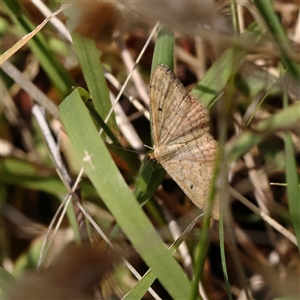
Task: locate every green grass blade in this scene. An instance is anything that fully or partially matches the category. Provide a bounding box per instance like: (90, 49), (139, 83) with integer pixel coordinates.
(219, 212), (233, 299)
(124, 212), (200, 299)
(226, 102), (300, 162)
(3, 0), (74, 95)
(0, 266), (15, 298)
(151, 26), (174, 72)
(253, 0), (300, 80)
(134, 25), (174, 205)
(123, 269), (157, 300)
(191, 23), (265, 108)
(133, 159), (166, 205)
(59, 88), (191, 299)
(71, 33), (118, 132)
(284, 133), (300, 249)
(82, 94), (140, 174)
(1, 156), (98, 199)
(191, 46), (246, 107)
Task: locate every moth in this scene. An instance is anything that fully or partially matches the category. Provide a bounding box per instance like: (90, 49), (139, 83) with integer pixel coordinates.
(149, 64), (219, 219)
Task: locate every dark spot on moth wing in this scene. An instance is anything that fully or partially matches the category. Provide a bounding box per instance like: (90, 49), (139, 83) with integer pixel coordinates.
(158, 107), (162, 112)
(190, 184), (193, 189)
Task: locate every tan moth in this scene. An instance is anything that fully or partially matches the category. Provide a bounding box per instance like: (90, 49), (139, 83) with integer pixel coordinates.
(149, 64), (219, 220)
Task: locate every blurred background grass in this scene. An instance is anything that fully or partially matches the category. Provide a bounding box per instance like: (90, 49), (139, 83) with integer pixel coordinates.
(1, 1), (299, 299)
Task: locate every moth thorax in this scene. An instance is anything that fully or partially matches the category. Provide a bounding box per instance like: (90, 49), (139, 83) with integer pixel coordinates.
(152, 144), (180, 163)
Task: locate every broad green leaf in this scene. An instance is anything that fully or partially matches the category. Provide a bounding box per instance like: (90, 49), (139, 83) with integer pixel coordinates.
(59, 88), (191, 299)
